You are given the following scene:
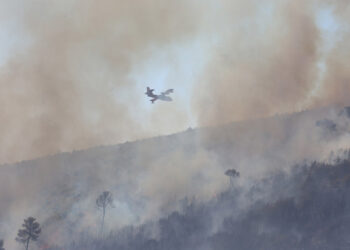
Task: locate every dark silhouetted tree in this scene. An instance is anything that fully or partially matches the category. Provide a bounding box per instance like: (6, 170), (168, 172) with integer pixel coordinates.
(15, 217), (41, 250)
(225, 169), (240, 188)
(0, 239), (4, 250)
(96, 191), (113, 236)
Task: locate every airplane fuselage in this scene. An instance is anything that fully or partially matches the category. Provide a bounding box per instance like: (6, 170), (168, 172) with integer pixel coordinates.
(146, 87), (173, 103)
(157, 94), (172, 102)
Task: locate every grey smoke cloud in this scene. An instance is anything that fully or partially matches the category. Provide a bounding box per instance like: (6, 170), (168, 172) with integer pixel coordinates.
(192, 0), (350, 126)
(0, 0), (350, 163)
(193, 0), (318, 125)
(0, 0), (199, 163)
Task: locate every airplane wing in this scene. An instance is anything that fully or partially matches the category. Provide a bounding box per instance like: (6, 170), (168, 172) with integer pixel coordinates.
(162, 89), (174, 95)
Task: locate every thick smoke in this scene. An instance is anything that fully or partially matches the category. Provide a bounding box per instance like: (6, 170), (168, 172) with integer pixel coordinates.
(0, 0), (350, 163)
(0, 0), (199, 163)
(193, 0), (350, 126)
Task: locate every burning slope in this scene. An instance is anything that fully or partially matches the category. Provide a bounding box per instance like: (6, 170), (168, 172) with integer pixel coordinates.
(1, 105), (350, 249)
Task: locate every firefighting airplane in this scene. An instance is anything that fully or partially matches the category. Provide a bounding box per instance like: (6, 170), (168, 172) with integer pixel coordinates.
(145, 87), (174, 103)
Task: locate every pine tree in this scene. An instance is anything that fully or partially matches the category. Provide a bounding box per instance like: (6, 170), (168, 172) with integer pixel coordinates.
(16, 217), (41, 250)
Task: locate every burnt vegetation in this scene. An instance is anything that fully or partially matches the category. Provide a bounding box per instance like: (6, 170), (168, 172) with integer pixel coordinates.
(44, 153), (350, 250)
(2, 107), (350, 249)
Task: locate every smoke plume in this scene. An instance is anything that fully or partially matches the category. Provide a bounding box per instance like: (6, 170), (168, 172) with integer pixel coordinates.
(0, 0), (349, 163)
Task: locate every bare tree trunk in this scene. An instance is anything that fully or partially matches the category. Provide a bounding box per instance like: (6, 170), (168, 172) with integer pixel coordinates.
(25, 238), (30, 250)
(101, 206), (106, 237)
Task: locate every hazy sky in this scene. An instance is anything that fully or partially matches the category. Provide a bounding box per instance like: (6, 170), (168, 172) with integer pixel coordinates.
(0, 0), (349, 163)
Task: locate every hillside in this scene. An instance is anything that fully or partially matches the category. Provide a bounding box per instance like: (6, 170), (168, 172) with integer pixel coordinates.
(49, 156), (350, 250)
(0, 105), (350, 249)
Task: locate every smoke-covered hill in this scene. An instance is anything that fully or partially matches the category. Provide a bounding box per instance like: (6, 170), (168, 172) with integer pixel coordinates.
(49, 156), (350, 250)
(1, 105), (350, 249)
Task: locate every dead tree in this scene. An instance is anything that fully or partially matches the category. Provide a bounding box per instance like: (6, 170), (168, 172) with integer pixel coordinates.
(15, 217), (41, 250)
(96, 191), (113, 236)
(225, 169), (240, 188)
